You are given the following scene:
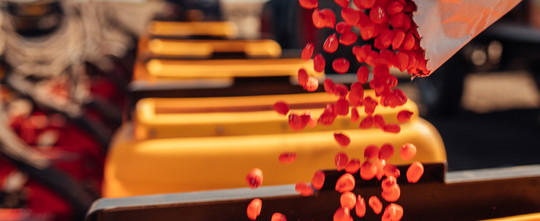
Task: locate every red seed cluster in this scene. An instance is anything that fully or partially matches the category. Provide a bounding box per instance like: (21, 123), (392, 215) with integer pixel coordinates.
(250, 0), (432, 219)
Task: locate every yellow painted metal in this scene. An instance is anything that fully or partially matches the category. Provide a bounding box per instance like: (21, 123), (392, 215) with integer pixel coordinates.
(147, 39), (282, 58)
(148, 21), (237, 38)
(104, 119), (445, 197)
(103, 92), (446, 198)
(133, 91), (419, 139)
(482, 213), (540, 221)
(144, 58), (319, 80)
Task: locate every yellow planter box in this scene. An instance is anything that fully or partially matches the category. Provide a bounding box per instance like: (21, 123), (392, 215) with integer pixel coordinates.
(103, 92), (446, 198)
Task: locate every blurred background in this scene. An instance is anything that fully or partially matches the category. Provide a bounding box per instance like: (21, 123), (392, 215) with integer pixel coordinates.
(0, 0), (539, 220)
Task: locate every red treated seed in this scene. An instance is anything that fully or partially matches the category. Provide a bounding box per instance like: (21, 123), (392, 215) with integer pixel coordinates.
(335, 98), (350, 116)
(319, 109), (337, 126)
(397, 110), (413, 122)
(299, 0), (318, 9)
(246, 168), (263, 189)
(401, 143), (417, 160)
(304, 77), (319, 92)
(274, 101), (290, 115)
(335, 152), (349, 171)
(401, 32), (415, 51)
(339, 32), (358, 46)
(340, 192), (357, 209)
(395, 52), (409, 71)
(312, 9), (325, 29)
(392, 29), (406, 50)
(404, 0), (417, 12)
(324, 34), (339, 53)
(364, 145), (379, 159)
(295, 182), (314, 196)
(407, 53), (417, 70)
(298, 68), (309, 86)
(333, 207), (351, 221)
(353, 0), (375, 9)
(373, 34), (386, 50)
(391, 89), (408, 106)
(311, 170), (326, 190)
(407, 161), (424, 183)
(351, 107), (360, 123)
(335, 173), (355, 192)
(359, 20), (381, 40)
(359, 44), (372, 57)
(314, 54), (326, 72)
(247, 198), (262, 220)
(334, 132), (351, 147)
(376, 159), (387, 180)
(363, 96), (378, 115)
(333, 84), (349, 97)
(352, 45), (361, 55)
(336, 22), (351, 34)
(349, 82), (364, 106)
(345, 158), (361, 173)
(324, 78), (335, 94)
(332, 58), (350, 74)
(383, 124), (401, 133)
(319, 9), (337, 28)
(288, 113), (309, 131)
(386, 0), (404, 15)
(373, 114), (385, 128)
(305, 111), (318, 128)
(341, 7), (360, 25)
(357, 65), (369, 84)
(326, 104), (336, 115)
(401, 13), (412, 30)
(271, 213), (287, 221)
(360, 161), (377, 180)
(381, 176), (398, 191)
(355, 195), (366, 217)
(379, 143), (394, 160)
(365, 51), (379, 66)
(369, 5), (387, 24)
(359, 115), (374, 129)
(389, 12), (405, 28)
(279, 152), (297, 164)
(379, 50), (396, 67)
(377, 29), (394, 49)
(382, 203), (404, 221)
(301, 43), (314, 60)
(373, 65), (389, 78)
(384, 164), (401, 178)
(386, 74), (399, 88)
(381, 184), (401, 202)
(368, 196), (383, 214)
(334, 0), (350, 8)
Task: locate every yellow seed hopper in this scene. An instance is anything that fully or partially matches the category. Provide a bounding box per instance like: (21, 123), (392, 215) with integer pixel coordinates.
(103, 92), (445, 198)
